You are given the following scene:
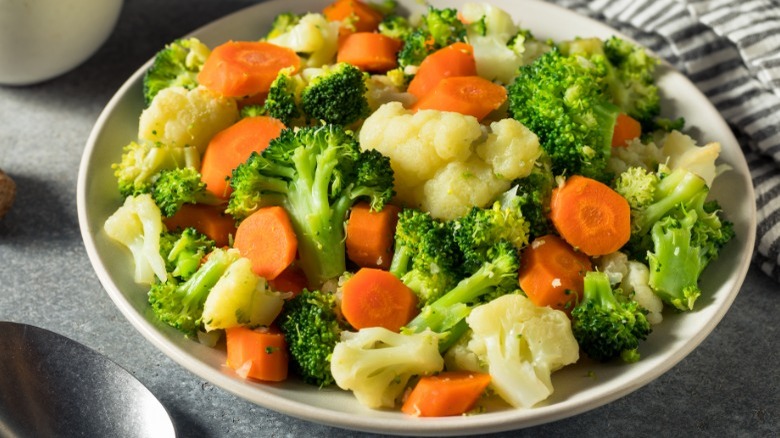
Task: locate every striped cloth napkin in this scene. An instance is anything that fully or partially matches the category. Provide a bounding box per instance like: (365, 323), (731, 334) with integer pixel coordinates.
(545, 0), (780, 282)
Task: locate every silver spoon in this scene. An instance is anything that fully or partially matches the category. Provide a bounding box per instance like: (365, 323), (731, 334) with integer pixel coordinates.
(0, 321), (175, 437)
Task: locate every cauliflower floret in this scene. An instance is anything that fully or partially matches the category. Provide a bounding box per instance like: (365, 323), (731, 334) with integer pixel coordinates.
(607, 137), (665, 175)
(330, 327), (443, 409)
(660, 130), (721, 187)
(460, 3), (522, 84)
(138, 86), (238, 154)
(359, 102), (540, 219)
(595, 251), (629, 285)
(202, 256), (286, 332)
(476, 118), (540, 180)
(104, 193), (167, 284)
(623, 261), (664, 325)
(365, 75), (416, 112)
(267, 13), (340, 68)
(422, 157), (510, 220)
(464, 294), (579, 408)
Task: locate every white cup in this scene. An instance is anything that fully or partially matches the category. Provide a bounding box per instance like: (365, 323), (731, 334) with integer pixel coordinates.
(0, 0), (124, 86)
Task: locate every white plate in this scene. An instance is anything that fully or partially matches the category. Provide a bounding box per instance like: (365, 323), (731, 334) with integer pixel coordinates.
(77, 0), (757, 435)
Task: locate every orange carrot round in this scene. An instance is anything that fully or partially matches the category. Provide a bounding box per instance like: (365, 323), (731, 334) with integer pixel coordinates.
(164, 203), (236, 248)
(518, 234), (592, 312)
(401, 371), (491, 417)
(225, 325), (288, 382)
(612, 113), (642, 147)
(550, 175), (631, 256)
(340, 267), (418, 332)
(233, 206), (298, 280)
(200, 116), (286, 199)
(268, 264), (308, 297)
(198, 41), (300, 98)
(324, 0), (384, 35)
(411, 75), (507, 121)
(345, 202), (400, 270)
(336, 32), (402, 73)
(407, 42), (476, 99)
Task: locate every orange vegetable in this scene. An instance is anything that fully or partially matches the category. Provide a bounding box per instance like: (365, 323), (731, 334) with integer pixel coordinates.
(336, 32), (402, 73)
(401, 371), (491, 417)
(268, 264), (308, 297)
(340, 267), (418, 332)
(611, 113), (642, 147)
(323, 0), (383, 35)
(233, 206), (298, 280)
(550, 175), (631, 256)
(200, 116), (286, 199)
(518, 234), (592, 312)
(198, 41), (300, 98)
(164, 203), (236, 248)
(411, 76), (507, 121)
(345, 202), (400, 270)
(407, 42), (476, 99)
(225, 326), (288, 382)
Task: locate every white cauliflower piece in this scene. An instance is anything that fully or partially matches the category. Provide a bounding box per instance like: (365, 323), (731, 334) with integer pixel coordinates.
(104, 194), (167, 284)
(330, 327), (443, 409)
(422, 157), (510, 220)
(607, 137), (665, 175)
(660, 130), (721, 187)
(476, 118), (540, 180)
(465, 294), (579, 408)
(595, 251), (630, 286)
(365, 74), (416, 112)
(138, 86), (238, 154)
(623, 261), (664, 325)
(202, 256), (286, 332)
(267, 13), (340, 68)
(460, 2), (522, 84)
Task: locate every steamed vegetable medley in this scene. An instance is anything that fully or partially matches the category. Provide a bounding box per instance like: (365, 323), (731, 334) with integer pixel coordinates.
(105, 0), (735, 416)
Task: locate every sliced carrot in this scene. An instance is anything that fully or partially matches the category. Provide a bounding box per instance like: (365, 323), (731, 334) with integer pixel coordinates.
(225, 325), (288, 382)
(324, 0), (384, 36)
(200, 116), (286, 199)
(550, 175), (631, 256)
(518, 234), (592, 312)
(411, 76), (507, 121)
(336, 32), (402, 73)
(611, 113), (642, 147)
(164, 203), (236, 248)
(233, 206), (298, 280)
(198, 41), (300, 98)
(345, 202), (400, 270)
(407, 42), (476, 99)
(401, 371), (491, 417)
(268, 264), (308, 297)
(340, 267), (418, 332)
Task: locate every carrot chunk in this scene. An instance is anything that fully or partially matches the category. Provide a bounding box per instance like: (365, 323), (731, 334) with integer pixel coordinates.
(233, 206), (298, 280)
(401, 371), (491, 417)
(340, 267), (418, 332)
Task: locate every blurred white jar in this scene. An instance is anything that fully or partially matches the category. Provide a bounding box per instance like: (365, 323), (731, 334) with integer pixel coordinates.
(0, 0), (123, 85)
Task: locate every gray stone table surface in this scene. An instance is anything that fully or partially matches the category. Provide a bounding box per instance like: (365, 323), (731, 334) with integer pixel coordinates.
(1, 0), (778, 437)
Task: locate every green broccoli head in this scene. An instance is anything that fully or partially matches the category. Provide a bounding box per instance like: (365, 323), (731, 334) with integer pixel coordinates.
(158, 227), (215, 282)
(571, 270), (652, 363)
(151, 167), (220, 217)
(388, 208), (463, 306)
(504, 151), (555, 238)
(265, 12), (302, 40)
(613, 166), (660, 211)
(397, 6), (467, 68)
(300, 63), (370, 126)
(602, 36), (660, 127)
(113, 141), (201, 198)
(264, 67), (305, 126)
(148, 247), (240, 337)
(378, 14), (413, 40)
(227, 124), (394, 287)
(143, 38), (211, 106)
(507, 47), (620, 182)
(278, 289), (346, 386)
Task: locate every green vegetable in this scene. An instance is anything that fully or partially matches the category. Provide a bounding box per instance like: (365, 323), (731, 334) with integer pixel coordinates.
(142, 38), (210, 106)
(265, 12), (301, 40)
(158, 227), (214, 282)
(150, 167), (221, 217)
(397, 6), (467, 68)
(113, 140), (200, 198)
(300, 63), (370, 126)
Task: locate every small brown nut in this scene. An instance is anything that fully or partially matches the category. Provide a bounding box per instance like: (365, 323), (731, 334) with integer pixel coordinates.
(0, 169), (16, 218)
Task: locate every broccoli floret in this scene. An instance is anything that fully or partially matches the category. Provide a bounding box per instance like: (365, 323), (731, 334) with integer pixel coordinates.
(388, 208), (463, 306)
(263, 67), (305, 126)
(239, 104), (266, 119)
(397, 7), (467, 68)
(113, 140), (201, 197)
(278, 289), (346, 386)
(403, 241), (520, 351)
(300, 63), (370, 126)
(378, 14), (413, 40)
(507, 47), (621, 182)
(227, 124), (394, 287)
(631, 167), (708, 237)
(504, 152), (555, 238)
(612, 165), (659, 211)
(158, 227), (214, 282)
(602, 36), (661, 127)
(148, 247), (241, 337)
(150, 167), (221, 217)
(329, 327), (444, 409)
(142, 38), (210, 106)
(368, 0), (397, 16)
(571, 270), (652, 363)
(265, 12), (301, 40)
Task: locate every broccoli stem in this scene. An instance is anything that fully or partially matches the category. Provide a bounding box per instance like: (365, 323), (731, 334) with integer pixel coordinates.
(179, 252), (235, 311)
(634, 168), (706, 235)
(582, 270), (617, 310)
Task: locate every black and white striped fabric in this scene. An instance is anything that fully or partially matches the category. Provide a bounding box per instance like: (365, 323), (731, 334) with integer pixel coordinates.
(545, 0), (780, 282)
